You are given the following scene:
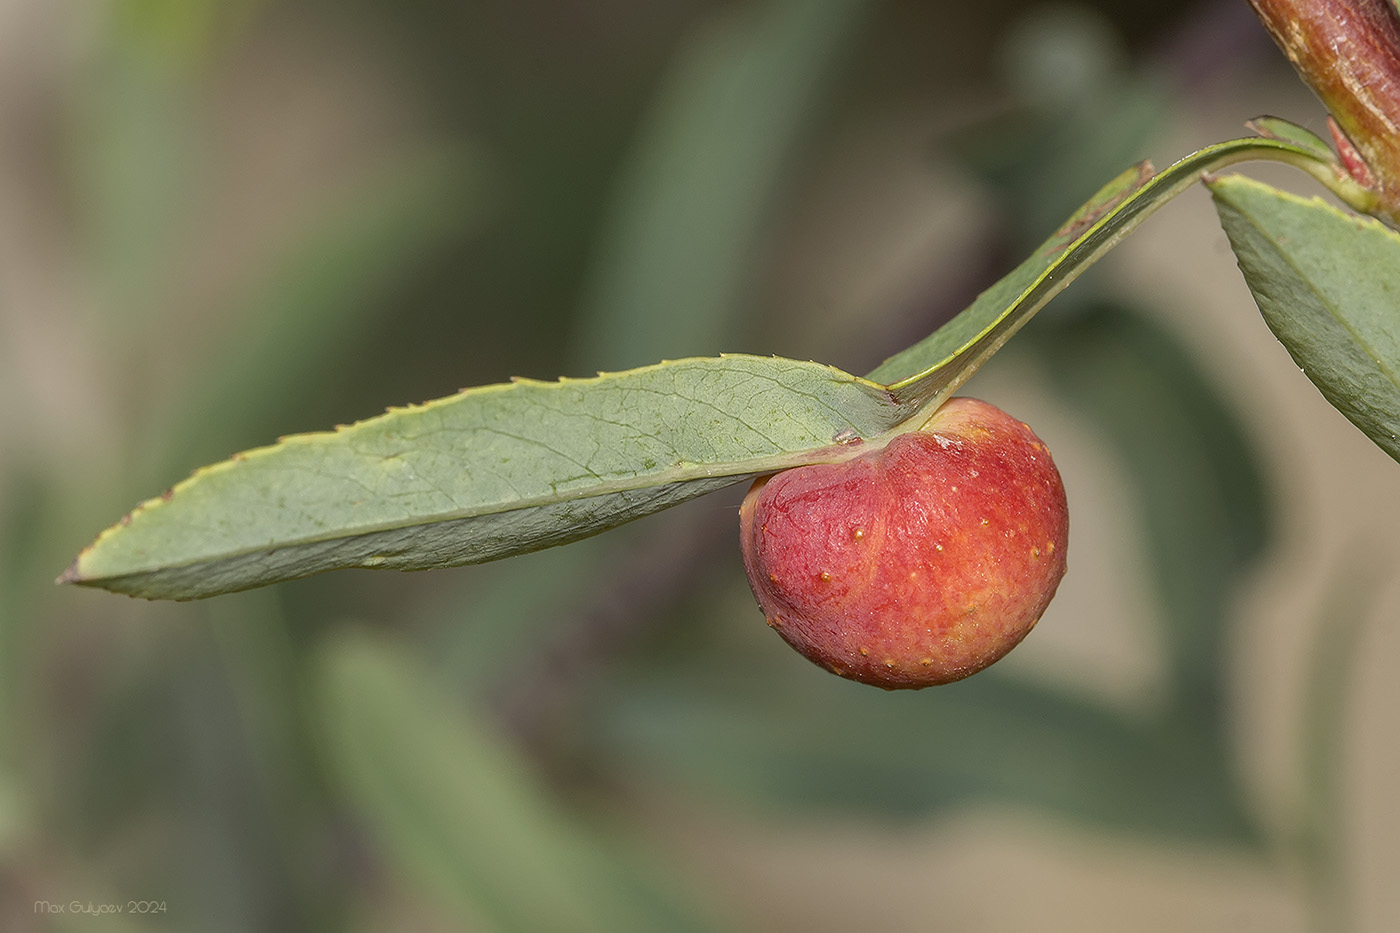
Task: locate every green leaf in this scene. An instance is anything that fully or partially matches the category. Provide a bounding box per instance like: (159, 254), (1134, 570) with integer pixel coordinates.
(314, 631), (716, 933)
(869, 135), (1347, 411)
(1245, 115), (1338, 165)
(66, 136), (1343, 600)
(1210, 174), (1400, 463)
(63, 355), (902, 599)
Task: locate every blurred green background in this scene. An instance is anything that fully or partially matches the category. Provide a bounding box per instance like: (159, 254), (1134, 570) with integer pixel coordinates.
(4, 0), (1399, 930)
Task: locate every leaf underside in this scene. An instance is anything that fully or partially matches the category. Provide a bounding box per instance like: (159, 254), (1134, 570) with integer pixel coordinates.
(66, 357), (899, 599)
(67, 136), (1336, 599)
(1210, 174), (1400, 463)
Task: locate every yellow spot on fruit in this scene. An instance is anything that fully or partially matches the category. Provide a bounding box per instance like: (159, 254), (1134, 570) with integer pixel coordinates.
(859, 647), (870, 657)
(767, 616), (783, 628)
(853, 528), (865, 541)
(883, 659), (896, 669)
(920, 657), (933, 667)
(935, 543), (944, 552)
(1031, 546), (1042, 559)
(951, 485), (959, 493)
(769, 573), (779, 583)
(980, 518), (990, 526)
(819, 571), (831, 582)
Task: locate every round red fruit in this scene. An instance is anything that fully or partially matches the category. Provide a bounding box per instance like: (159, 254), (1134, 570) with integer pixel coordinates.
(739, 397), (1068, 689)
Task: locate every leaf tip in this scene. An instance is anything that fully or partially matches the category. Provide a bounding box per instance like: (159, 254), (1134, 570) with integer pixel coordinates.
(1245, 114), (1291, 141)
(55, 561), (82, 587)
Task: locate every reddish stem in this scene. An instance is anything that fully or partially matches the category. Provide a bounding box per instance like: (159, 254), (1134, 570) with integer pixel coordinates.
(1248, 0), (1400, 220)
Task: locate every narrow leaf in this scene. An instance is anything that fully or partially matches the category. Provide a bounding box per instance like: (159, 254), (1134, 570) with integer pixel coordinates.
(868, 135), (1346, 411)
(1210, 174), (1400, 463)
(64, 356), (900, 599)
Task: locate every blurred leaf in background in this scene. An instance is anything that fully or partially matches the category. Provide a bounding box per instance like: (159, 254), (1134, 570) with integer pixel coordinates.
(574, 0), (868, 369)
(315, 629), (723, 932)
(953, 3), (1171, 245)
